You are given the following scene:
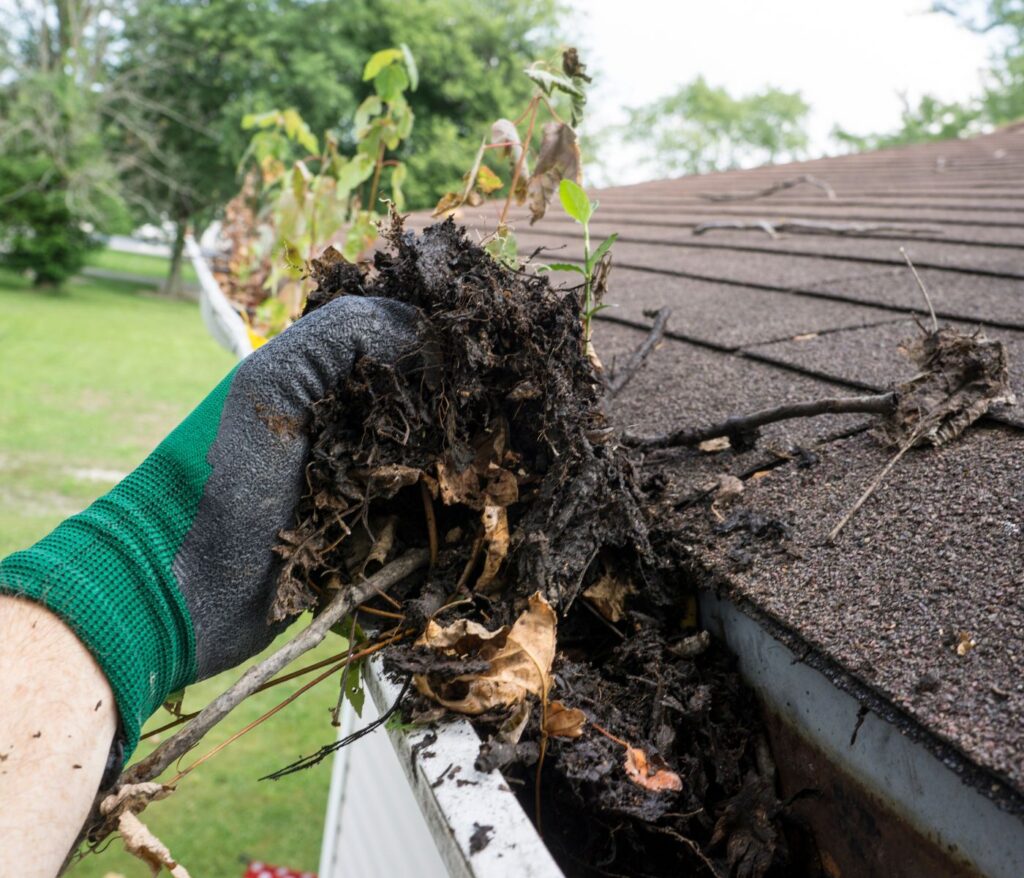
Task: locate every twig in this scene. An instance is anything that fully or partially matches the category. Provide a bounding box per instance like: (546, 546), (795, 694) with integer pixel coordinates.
(113, 550), (429, 790)
(827, 438), (914, 543)
(606, 308), (671, 398)
(699, 174), (836, 203)
(623, 393), (897, 450)
(693, 219), (939, 239)
(900, 247), (939, 332)
(421, 479), (439, 568)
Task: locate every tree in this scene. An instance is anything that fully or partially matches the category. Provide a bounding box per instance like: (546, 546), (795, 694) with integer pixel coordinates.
(0, 1), (132, 287)
(833, 1), (1024, 151)
(619, 77), (810, 176)
(114, 0), (563, 294)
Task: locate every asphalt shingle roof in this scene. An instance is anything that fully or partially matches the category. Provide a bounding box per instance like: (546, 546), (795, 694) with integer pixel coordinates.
(412, 123), (1024, 808)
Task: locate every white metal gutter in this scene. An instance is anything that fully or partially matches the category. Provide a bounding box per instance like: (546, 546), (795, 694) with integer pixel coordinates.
(319, 657), (565, 878)
(700, 589), (1024, 878)
(185, 233), (253, 360)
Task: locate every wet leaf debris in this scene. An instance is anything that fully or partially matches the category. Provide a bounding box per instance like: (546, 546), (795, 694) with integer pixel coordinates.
(270, 215), (800, 877)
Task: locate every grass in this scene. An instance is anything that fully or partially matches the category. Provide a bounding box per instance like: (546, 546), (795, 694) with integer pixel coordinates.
(0, 267), (341, 876)
(83, 247), (199, 284)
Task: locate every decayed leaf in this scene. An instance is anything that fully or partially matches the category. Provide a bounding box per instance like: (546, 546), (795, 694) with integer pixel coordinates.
(476, 164), (504, 194)
(623, 745), (683, 793)
(433, 190), (464, 216)
(544, 701), (587, 738)
(880, 327), (1016, 448)
(99, 784), (189, 877)
(956, 630), (977, 656)
(583, 572), (636, 623)
(527, 122), (581, 224)
(414, 592), (557, 714)
(477, 504), (510, 591)
(699, 436), (731, 453)
(360, 464), (423, 498)
(118, 811), (191, 878)
(491, 118), (527, 184)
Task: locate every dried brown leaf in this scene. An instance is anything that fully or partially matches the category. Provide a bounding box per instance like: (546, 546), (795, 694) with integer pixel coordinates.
(360, 464), (423, 498)
(544, 701), (587, 738)
(476, 504), (510, 591)
(491, 118), (527, 177)
(583, 572), (636, 623)
(433, 191), (464, 216)
(881, 327), (1016, 448)
(118, 811), (191, 878)
(699, 436), (731, 453)
(527, 122), (581, 224)
(414, 592), (556, 714)
(623, 745), (683, 793)
(362, 515), (397, 573)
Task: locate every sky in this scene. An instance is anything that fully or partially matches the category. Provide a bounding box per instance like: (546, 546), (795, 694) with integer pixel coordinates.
(568, 0), (999, 184)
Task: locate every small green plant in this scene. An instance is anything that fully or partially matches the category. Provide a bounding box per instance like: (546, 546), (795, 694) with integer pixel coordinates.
(541, 179), (617, 343)
(230, 45), (417, 339)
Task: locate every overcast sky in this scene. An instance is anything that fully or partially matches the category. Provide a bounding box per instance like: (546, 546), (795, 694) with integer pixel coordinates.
(568, 0), (998, 184)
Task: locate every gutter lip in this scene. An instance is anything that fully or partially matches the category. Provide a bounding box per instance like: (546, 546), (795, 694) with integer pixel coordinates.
(690, 557), (1024, 817)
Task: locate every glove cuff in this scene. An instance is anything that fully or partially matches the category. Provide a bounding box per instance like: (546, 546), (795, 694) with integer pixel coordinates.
(0, 368), (237, 755)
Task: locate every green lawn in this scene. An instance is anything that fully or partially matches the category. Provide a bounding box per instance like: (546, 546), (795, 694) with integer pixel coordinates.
(84, 247), (199, 284)
(0, 268), (341, 876)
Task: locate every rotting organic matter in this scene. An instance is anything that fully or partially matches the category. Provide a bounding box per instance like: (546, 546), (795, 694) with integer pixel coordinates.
(260, 214), (800, 876)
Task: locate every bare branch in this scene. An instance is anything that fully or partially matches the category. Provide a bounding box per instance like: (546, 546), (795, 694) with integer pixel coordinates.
(698, 174), (836, 203)
(693, 219), (940, 239)
(606, 308), (671, 398)
(900, 247), (939, 333)
(623, 393), (897, 450)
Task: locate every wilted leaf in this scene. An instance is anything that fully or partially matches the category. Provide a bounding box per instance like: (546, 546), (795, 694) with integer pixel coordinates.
(544, 701), (587, 738)
(363, 515), (397, 573)
(117, 811), (191, 878)
(484, 225), (519, 268)
(583, 572), (636, 623)
(433, 191), (464, 216)
(476, 164), (504, 194)
(623, 745), (683, 793)
(361, 463), (422, 498)
(414, 592), (557, 714)
(527, 122), (581, 224)
(524, 66), (585, 101)
(491, 118), (527, 177)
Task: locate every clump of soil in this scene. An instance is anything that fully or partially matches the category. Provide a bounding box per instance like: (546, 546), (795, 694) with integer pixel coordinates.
(275, 215), (804, 876)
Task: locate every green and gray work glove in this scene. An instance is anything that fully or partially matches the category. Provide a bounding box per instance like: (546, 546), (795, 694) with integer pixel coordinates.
(0, 295), (425, 761)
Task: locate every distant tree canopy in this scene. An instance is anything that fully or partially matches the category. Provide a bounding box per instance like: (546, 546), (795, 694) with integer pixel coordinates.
(620, 77), (810, 176)
(833, 1), (1024, 151)
(1, 0), (563, 289)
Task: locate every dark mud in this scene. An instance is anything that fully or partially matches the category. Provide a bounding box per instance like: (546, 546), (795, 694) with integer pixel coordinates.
(275, 217), (809, 877)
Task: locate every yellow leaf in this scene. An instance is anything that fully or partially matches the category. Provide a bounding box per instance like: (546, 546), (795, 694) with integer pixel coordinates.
(476, 164), (504, 194)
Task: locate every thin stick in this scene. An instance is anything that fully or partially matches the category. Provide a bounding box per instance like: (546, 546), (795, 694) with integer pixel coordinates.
(900, 247), (939, 332)
(421, 479), (438, 568)
(331, 615), (361, 728)
(500, 97), (539, 226)
(117, 550), (428, 788)
(693, 219), (938, 239)
(827, 439), (914, 543)
(699, 174), (836, 202)
(623, 393), (897, 450)
(606, 308), (671, 398)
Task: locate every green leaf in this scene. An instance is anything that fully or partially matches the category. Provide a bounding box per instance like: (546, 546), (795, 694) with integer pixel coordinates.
(291, 160), (312, 202)
(400, 43), (419, 91)
(390, 162), (407, 211)
(586, 232), (617, 273)
(241, 110), (280, 130)
(333, 152), (375, 194)
(525, 66), (585, 100)
(343, 211), (378, 260)
(282, 108), (319, 155)
(558, 179), (592, 225)
(282, 240), (303, 271)
(343, 659), (366, 718)
(484, 227), (519, 268)
(363, 48), (403, 81)
(354, 95), (384, 136)
(538, 262), (585, 274)
(374, 63), (409, 103)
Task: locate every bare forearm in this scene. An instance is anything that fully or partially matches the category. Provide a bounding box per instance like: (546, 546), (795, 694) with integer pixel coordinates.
(0, 595), (117, 877)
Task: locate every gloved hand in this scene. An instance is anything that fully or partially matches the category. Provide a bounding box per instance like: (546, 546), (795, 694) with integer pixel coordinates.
(0, 295), (426, 758)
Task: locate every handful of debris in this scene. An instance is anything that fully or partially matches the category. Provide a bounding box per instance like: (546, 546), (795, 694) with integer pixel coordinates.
(268, 215), (792, 876)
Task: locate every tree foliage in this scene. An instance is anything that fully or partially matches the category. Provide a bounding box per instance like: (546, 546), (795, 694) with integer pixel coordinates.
(619, 77), (810, 176)
(834, 1), (1024, 151)
(0, 2), (132, 286)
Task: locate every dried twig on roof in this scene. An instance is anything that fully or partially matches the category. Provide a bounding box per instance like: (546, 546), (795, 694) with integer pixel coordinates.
(606, 308), (672, 398)
(698, 174), (836, 202)
(692, 219), (940, 240)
